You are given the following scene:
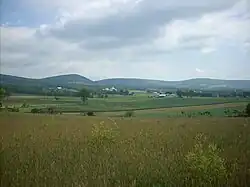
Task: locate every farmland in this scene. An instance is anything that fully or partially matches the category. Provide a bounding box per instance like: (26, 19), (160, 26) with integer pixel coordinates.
(1, 94), (250, 186)
(1, 113), (250, 186)
(99, 102), (248, 118)
(4, 94), (250, 114)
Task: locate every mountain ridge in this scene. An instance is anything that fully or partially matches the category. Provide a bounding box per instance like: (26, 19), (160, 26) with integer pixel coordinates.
(1, 74), (250, 90)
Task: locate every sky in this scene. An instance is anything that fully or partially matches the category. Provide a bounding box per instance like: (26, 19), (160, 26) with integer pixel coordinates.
(0, 0), (250, 81)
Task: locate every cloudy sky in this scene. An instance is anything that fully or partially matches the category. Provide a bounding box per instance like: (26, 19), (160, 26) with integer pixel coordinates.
(1, 0), (250, 80)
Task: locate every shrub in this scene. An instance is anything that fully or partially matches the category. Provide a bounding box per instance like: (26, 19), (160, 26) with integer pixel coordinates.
(246, 103), (250, 117)
(31, 108), (42, 113)
(31, 107), (59, 114)
(21, 103), (29, 108)
(224, 109), (230, 117)
(47, 107), (56, 114)
(86, 111), (95, 116)
(185, 134), (228, 186)
(232, 109), (247, 117)
(124, 111), (135, 117)
(7, 107), (19, 112)
(54, 97), (59, 100)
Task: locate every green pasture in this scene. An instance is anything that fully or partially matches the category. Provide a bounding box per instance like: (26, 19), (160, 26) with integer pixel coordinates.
(3, 94), (249, 114)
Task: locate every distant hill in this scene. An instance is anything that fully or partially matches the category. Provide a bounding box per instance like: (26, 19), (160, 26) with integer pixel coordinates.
(96, 78), (176, 89)
(41, 74), (94, 85)
(97, 78), (250, 90)
(0, 74), (94, 88)
(1, 74), (250, 93)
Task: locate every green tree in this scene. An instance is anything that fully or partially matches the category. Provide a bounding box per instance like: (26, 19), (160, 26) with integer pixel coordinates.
(79, 88), (90, 104)
(176, 89), (183, 98)
(246, 103), (250, 117)
(0, 88), (6, 107)
(5, 90), (11, 100)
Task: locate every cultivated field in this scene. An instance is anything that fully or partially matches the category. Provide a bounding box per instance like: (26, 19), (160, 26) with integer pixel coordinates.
(1, 113), (250, 186)
(4, 95), (250, 113)
(99, 102), (248, 117)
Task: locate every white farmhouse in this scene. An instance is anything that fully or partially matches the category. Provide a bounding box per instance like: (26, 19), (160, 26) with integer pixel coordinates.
(158, 93), (167, 98)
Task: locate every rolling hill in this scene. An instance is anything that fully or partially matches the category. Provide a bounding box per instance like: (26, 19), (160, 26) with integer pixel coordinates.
(0, 74), (94, 88)
(1, 74), (250, 92)
(96, 78), (250, 90)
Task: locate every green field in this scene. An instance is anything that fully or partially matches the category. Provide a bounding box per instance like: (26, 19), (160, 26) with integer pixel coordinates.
(1, 113), (250, 186)
(98, 103), (247, 118)
(4, 95), (250, 114)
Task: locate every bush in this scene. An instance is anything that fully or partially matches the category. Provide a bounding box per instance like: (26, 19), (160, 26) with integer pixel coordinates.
(7, 107), (19, 112)
(47, 107), (56, 114)
(31, 107), (59, 114)
(21, 103), (29, 108)
(246, 103), (250, 117)
(224, 108), (248, 117)
(86, 111), (95, 116)
(124, 111), (135, 117)
(185, 134), (228, 186)
(31, 108), (42, 113)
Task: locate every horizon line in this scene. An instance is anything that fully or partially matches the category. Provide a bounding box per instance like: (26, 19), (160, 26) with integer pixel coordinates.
(1, 73), (250, 82)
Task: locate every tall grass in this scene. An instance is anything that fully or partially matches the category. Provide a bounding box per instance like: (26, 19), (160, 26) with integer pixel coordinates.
(1, 114), (250, 186)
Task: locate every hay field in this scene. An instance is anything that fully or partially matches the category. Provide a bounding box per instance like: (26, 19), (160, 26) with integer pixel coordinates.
(1, 113), (250, 186)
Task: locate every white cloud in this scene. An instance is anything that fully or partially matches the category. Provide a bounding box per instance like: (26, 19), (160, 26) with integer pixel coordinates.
(154, 0), (250, 53)
(1, 0), (250, 80)
(195, 68), (205, 73)
(201, 47), (216, 54)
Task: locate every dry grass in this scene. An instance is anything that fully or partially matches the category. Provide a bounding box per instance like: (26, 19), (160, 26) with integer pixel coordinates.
(1, 113), (250, 186)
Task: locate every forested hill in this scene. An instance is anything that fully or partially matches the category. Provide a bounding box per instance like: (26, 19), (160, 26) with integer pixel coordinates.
(1, 74), (250, 93)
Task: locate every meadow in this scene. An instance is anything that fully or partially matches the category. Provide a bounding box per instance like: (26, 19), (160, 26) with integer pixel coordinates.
(98, 102), (247, 118)
(4, 95), (250, 113)
(1, 113), (250, 186)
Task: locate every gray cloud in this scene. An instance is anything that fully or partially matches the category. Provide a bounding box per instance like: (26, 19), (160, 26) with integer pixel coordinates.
(1, 0), (250, 80)
(37, 0), (238, 50)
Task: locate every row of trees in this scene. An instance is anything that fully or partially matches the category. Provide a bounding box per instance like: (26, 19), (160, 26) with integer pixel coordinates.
(0, 88), (11, 107)
(167, 90), (250, 98)
(0, 87), (90, 107)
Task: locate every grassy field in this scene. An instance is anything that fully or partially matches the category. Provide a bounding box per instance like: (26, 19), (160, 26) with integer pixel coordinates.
(1, 113), (250, 186)
(4, 95), (250, 113)
(99, 102), (248, 118)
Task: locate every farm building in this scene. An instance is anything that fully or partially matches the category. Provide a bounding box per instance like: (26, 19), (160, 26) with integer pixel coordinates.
(158, 94), (167, 98)
(102, 86), (118, 92)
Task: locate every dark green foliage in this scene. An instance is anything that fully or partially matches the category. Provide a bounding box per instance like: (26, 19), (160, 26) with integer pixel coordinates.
(246, 103), (250, 117)
(47, 107), (57, 114)
(79, 88), (90, 104)
(31, 108), (42, 113)
(0, 88), (6, 103)
(176, 90), (183, 98)
(120, 89), (129, 95)
(31, 107), (58, 114)
(224, 108), (248, 117)
(5, 107), (19, 112)
(54, 96), (59, 100)
(124, 111), (135, 117)
(86, 111), (95, 116)
(21, 103), (29, 108)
